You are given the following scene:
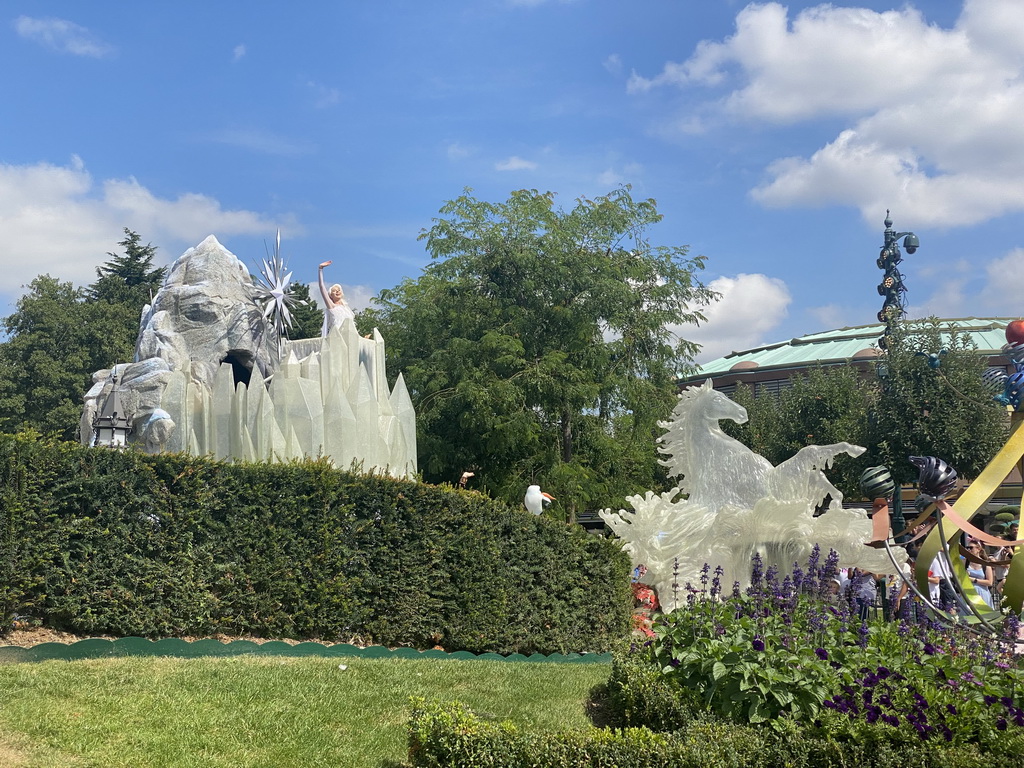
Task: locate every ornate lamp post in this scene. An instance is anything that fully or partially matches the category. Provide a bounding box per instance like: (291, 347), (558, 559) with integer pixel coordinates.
(875, 210), (920, 349)
(91, 375), (132, 448)
(874, 211), (920, 542)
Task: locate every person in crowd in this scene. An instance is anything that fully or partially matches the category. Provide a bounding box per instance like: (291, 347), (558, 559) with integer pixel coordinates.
(965, 540), (995, 609)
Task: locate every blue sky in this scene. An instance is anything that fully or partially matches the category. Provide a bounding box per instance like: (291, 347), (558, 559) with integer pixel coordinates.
(3, 0), (1022, 362)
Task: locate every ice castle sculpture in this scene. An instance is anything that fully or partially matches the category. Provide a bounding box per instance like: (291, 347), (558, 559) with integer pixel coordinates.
(80, 236), (417, 479)
(599, 380), (901, 610)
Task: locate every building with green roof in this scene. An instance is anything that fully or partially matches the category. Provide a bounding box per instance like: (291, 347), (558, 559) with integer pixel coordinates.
(683, 317), (1015, 397)
(680, 317), (1020, 510)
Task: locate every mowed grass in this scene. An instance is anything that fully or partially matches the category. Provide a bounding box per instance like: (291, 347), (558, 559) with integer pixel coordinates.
(0, 655), (609, 768)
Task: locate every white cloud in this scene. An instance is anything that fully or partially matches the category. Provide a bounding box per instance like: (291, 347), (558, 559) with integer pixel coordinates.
(208, 129), (316, 156)
(306, 81), (340, 108)
(633, 0), (1024, 229)
(980, 248), (1024, 315)
(495, 156), (538, 171)
(597, 162), (643, 188)
(232, 44), (246, 62)
(306, 282), (376, 313)
(14, 16), (113, 57)
(807, 304), (856, 331)
(673, 273), (791, 363)
(447, 142), (474, 160)
(603, 53), (623, 76)
(0, 158), (286, 297)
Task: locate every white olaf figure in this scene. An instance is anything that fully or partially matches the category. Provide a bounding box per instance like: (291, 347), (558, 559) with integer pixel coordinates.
(524, 485), (555, 516)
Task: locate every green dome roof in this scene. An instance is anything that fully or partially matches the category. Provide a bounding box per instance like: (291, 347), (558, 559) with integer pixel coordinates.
(685, 317), (1015, 384)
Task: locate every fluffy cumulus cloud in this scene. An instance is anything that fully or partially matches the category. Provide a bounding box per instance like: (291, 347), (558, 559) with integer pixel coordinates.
(980, 249), (1024, 316)
(495, 156), (538, 171)
(631, 0), (1024, 229)
(14, 16), (113, 57)
(673, 273), (791, 363)
(0, 158), (283, 296)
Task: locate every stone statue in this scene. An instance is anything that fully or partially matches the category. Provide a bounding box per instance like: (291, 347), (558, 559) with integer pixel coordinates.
(600, 380), (902, 610)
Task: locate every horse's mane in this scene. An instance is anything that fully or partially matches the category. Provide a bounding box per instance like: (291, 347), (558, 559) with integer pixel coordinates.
(657, 380), (714, 483)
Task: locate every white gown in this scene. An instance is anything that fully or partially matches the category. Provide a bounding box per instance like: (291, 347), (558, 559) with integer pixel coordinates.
(322, 303), (355, 336)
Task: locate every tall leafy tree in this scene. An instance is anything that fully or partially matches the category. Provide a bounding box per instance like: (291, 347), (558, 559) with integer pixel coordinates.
(88, 229), (166, 306)
(0, 276), (92, 438)
(723, 367), (876, 499)
(0, 230), (165, 440)
(362, 187), (717, 518)
(870, 317), (1007, 484)
(724, 318), (1007, 496)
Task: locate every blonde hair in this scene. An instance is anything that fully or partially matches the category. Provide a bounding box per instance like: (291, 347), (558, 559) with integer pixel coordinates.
(330, 284), (343, 296)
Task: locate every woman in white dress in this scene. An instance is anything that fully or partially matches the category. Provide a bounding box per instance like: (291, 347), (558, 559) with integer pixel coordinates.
(318, 260), (355, 336)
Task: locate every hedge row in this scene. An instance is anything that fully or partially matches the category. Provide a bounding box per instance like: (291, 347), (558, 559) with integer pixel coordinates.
(408, 700), (1024, 768)
(0, 433), (632, 654)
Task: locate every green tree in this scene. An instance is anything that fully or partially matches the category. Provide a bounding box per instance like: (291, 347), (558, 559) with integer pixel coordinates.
(724, 318), (1008, 496)
(286, 281), (324, 340)
(84, 229), (167, 366)
(871, 317), (1007, 484)
(88, 229), (166, 306)
(723, 368), (876, 499)
(0, 276), (92, 438)
(0, 231), (165, 440)
(362, 187), (717, 518)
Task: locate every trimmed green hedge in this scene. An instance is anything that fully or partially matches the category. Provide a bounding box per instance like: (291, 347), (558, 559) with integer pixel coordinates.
(407, 700), (1024, 768)
(0, 433), (631, 654)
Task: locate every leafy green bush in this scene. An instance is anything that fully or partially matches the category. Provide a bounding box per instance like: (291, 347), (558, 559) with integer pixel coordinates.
(0, 433), (631, 653)
(408, 699), (1019, 768)
(610, 548), (1024, 750)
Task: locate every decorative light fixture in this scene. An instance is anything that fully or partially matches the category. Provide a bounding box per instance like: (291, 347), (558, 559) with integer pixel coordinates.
(91, 375), (132, 448)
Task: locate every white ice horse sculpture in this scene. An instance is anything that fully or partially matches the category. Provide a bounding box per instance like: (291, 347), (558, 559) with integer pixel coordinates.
(600, 380), (902, 610)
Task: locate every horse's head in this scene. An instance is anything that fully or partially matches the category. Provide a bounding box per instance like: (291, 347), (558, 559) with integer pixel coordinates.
(695, 381), (748, 426)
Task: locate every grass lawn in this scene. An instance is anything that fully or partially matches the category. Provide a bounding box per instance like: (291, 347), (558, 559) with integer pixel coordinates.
(0, 655), (609, 767)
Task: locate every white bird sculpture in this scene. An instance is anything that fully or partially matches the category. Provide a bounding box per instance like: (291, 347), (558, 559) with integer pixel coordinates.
(524, 485), (555, 516)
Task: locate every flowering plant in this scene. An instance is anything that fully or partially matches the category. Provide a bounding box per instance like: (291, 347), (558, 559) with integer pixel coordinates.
(643, 547), (1024, 743)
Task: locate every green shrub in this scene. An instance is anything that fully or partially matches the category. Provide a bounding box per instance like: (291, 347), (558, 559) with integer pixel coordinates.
(408, 699), (1022, 768)
(605, 642), (701, 730)
(0, 433), (631, 653)
(408, 699), (771, 768)
(609, 548), (1024, 752)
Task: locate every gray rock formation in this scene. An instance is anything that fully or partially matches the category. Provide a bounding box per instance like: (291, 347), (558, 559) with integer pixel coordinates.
(136, 234), (278, 389)
(80, 235), (417, 478)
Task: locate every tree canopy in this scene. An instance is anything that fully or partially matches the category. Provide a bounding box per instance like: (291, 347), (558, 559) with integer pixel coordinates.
(724, 366), (875, 500)
(870, 317), (1007, 484)
(286, 281), (325, 340)
(0, 230), (164, 440)
(361, 187), (717, 517)
(723, 317), (1008, 497)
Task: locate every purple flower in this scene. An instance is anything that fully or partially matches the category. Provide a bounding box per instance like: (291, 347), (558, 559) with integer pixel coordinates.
(752, 637), (765, 652)
(923, 642), (937, 654)
(946, 704), (958, 715)
(984, 695), (998, 706)
(815, 647), (828, 660)
(997, 718), (1008, 731)
(669, 658), (680, 668)
(857, 622), (870, 648)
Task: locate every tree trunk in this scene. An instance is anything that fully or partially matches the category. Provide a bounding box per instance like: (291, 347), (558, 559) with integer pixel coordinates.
(560, 408), (576, 524)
